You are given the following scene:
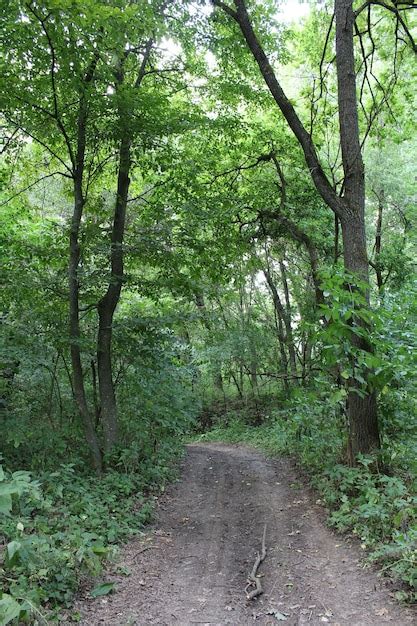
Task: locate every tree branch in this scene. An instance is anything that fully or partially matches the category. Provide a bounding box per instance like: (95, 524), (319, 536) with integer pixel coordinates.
(0, 171), (70, 207)
(212, 0), (347, 220)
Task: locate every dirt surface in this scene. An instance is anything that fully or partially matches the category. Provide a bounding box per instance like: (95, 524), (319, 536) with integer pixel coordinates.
(77, 443), (416, 625)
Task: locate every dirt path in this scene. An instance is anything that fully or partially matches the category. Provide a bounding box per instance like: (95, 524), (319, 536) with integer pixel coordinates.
(77, 443), (415, 625)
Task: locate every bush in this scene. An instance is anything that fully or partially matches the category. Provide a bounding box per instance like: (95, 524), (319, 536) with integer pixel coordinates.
(0, 447), (180, 623)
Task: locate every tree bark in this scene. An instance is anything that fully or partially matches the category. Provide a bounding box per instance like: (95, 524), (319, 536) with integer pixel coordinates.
(97, 134), (131, 455)
(336, 0), (380, 457)
(341, 216), (380, 458)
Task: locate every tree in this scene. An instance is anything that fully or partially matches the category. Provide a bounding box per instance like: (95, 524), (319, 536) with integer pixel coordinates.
(1, 0), (194, 469)
(211, 0), (384, 459)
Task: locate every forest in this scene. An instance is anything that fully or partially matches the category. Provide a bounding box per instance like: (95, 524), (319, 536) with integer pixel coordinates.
(0, 0), (416, 623)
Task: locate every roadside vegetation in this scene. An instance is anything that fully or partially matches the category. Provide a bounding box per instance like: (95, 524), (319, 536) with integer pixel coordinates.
(1, 0), (416, 622)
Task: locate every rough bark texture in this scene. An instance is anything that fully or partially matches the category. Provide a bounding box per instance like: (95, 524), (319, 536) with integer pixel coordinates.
(336, 0), (380, 457)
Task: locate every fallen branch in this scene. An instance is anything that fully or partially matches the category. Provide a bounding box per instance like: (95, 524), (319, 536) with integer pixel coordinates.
(245, 524), (267, 600)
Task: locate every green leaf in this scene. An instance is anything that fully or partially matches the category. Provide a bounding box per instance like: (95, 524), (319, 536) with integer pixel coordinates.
(0, 493), (13, 516)
(0, 483), (18, 497)
(91, 545), (108, 555)
(6, 540), (22, 567)
(90, 582), (115, 598)
(0, 594), (22, 625)
(0, 466), (5, 481)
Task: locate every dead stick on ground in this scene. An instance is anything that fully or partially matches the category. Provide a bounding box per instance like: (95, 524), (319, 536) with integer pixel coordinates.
(246, 524), (267, 600)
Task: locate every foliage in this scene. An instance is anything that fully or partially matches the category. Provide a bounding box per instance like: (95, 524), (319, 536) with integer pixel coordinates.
(0, 450), (182, 622)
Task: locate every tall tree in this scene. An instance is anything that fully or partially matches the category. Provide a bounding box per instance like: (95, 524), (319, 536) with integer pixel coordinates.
(1, 0), (191, 467)
(210, 0), (384, 459)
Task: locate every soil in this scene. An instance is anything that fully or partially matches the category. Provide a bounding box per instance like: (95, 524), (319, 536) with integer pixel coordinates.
(76, 443), (416, 626)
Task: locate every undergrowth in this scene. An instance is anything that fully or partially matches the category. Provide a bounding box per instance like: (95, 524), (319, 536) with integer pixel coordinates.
(0, 448), (182, 624)
(194, 392), (417, 602)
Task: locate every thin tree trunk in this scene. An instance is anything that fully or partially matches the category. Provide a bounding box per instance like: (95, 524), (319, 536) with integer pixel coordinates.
(96, 41), (153, 456)
(70, 174), (103, 472)
(91, 359), (101, 427)
(263, 267), (297, 380)
(68, 50), (103, 472)
(249, 347), (259, 398)
(279, 261), (298, 378)
(230, 369), (244, 398)
(97, 134), (131, 454)
(334, 214), (340, 264)
(274, 305), (290, 394)
(195, 292), (224, 396)
(372, 191), (384, 291)
(260, 208), (325, 307)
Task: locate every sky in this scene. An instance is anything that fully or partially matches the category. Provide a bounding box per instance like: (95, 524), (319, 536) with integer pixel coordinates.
(279, 0), (311, 23)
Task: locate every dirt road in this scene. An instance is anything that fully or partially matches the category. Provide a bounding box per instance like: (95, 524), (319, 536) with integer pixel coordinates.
(78, 443), (415, 625)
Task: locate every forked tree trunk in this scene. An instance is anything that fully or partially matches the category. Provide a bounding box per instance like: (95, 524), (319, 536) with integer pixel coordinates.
(97, 134), (131, 455)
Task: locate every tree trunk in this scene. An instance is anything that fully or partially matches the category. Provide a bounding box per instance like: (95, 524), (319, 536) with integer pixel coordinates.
(334, 214), (340, 264)
(372, 192), (384, 291)
(97, 134), (131, 455)
(70, 177), (103, 472)
(96, 41), (153, 456)
(274, 305), (290, 394)
(68, 51), (103, 472)
(213, 0), (381, 460)
(341, 216), (380, 458)
(336, 0), (380, 457)
(263, 267), (297, 380)
(195, 292), (225, 396)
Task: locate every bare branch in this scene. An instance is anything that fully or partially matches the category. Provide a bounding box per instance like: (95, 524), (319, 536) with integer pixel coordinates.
(211, 0), (238, 19)
(355, 0), (417, 53)
(0, 171), (69, 207)
(4, 115), (73, 175)
(25, 3), (76, 167)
